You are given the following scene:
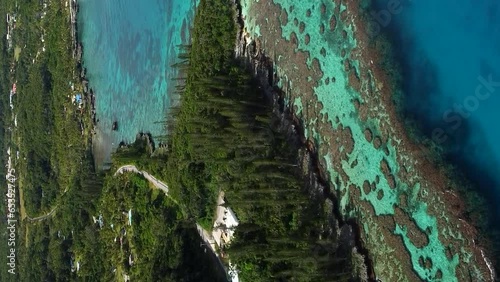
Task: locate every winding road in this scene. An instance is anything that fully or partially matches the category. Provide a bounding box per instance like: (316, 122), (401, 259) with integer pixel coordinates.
(27, 165), (169, 223)
(26, 164), (231, 278)
(114, 165), (169, 194)
(115, 165), (231, 277)
(27, 206), (58, 222)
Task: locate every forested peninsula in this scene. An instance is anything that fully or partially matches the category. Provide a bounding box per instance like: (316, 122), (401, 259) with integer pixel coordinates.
(0, 0), (371, 281)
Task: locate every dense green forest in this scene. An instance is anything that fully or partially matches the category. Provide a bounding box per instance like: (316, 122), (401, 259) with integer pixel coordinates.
(76, 172), (227, 281)
(0, 1), (13, 280)
(0, 1), (9, 165)
(0, 0), (363, 280)
(0, 0), (11, 185)
(155, 0), (360, 280)
(0, 0), (104, 280)
(0, 0), (229, 279)
(13, 0), (92, 216)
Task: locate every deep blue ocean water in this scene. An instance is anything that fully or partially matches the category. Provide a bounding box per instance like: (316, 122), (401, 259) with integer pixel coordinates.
(372, 0), (500, 220)
(78, 0), (196, 166)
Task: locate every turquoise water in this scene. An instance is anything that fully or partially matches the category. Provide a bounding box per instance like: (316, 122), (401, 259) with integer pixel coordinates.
(378, 0), (500, 220)
(241, 0), (496, 279)
(78, 0), (196, 165)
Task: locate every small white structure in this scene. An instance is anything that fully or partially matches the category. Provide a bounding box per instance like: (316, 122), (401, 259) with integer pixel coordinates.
(92, 214), (104, 229)
(71, 259), (81, 273)
(222, 208), (239, 244)
(212, 206), (239, 248)
(128, 254), (134, 266)
(228, 262), (240, 282)
(9, 92), (14, 109)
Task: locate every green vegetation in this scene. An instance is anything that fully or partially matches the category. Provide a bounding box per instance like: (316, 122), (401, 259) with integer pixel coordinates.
(156, 0), (357, 280)
(18, 159), (103, 281)
(14, 0), (92, 216)
(159, 0), (239, 228)
(0, 0), (105, 281)
(0, 1), (12, 279)
(0, 0), (360, 280)
(0, 0), (10, 174)
(76, 172), (227, 281)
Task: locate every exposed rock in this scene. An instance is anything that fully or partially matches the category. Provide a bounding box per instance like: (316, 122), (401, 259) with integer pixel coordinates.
(233, 7), (372, 280)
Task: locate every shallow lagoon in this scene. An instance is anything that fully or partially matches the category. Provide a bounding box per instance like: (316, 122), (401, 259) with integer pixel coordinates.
(78, 0), (196, 166)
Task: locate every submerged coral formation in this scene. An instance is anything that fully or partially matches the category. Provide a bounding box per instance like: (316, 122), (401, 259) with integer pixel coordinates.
(239, 0), (496, 280)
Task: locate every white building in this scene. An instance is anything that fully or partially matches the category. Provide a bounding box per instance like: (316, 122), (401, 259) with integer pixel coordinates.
(212, 206), (239, 248)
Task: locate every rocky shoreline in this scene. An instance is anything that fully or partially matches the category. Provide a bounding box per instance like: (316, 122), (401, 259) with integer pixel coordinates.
(234, 0), (497, 280)
(233, 3), (375, 280)
(67, 0), (497, 279)
(342, 1), (497, 280)
(70, 0), (99, 147)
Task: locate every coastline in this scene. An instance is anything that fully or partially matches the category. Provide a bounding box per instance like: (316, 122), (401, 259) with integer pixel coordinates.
(3, 0), (106, 278)
(344, 1), (498, 279)
(74, 0), (198, 170)
(348, 1), (498, 279)
(70, 0), (100, 168)
(236, 0), (497, 280)
(69, 0), (497, 279)
(233, 4), (374, 279)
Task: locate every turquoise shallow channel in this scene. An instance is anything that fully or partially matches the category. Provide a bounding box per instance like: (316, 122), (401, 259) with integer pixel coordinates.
(78, 0), (197, 166)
